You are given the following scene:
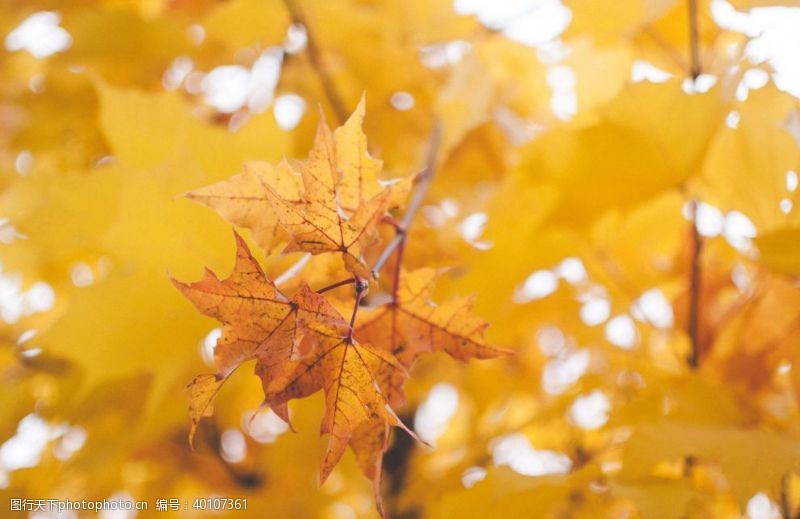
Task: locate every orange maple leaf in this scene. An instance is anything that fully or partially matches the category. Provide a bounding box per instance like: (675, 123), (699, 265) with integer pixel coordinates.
(172, 232), (301, 442)
(261, 284), (415, 502)
(173, 100), (508, 515)
(185, 160), (303, 252)
(173, 235), (418, 508)
(356, 268), (512, 406)
(185, 96), (406, 278)
(267, 115), (397, 278)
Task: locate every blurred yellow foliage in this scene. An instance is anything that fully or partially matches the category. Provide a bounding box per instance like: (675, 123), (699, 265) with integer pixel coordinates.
(0, 0), (799, 518)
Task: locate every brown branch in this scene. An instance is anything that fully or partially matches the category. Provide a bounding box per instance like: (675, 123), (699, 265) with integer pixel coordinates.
(282, 0), (348, 124)
(687, 0), (702, 79)
(380, 214), (403, 232)
(346, 277), (367, 342)
(687, 199), (703, 369)
(371, 120), (443, 284)
(317, 277), (357, 294)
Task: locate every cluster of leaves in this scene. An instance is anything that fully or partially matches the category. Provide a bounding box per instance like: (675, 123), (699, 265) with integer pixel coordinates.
(0, 0), (799, 517)
(172, 101), (507, 512)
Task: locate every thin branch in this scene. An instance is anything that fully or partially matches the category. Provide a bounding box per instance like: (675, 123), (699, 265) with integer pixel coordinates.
(401, 120), (443, 231)
(317, 277), (357, 294)
(687, 199), (703, 369)
(282, 0), (348, 124)
(346, 277), (367, 342)
(392, 238), (406, 303)
(371, 121), (443, 280)
(372, 234), (403, 279)
(380, 214), (403, 233)
(687, 0), (702, 79)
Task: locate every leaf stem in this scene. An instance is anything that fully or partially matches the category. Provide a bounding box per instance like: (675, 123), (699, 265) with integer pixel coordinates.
(687, 0), (701, 79)
(282, 0), (348, 124)
(347, 277), (367, 342)
(317, 277), (357, 294)
(380, 214), (403, 232)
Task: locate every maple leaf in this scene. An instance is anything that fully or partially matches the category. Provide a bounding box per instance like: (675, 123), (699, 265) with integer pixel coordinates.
(267, 102), (403, 278)
(186, 373), (224, 445)
(260, 284), (413, 500)
(185, 96), (406, 278)
(185, 160), (303, 252)
(333, 95), (385, 210)
(20, 0), (800, 515)
(171, 232), (301, 441)
(356, 268), (512, 406)
(350, 418), (392, 513)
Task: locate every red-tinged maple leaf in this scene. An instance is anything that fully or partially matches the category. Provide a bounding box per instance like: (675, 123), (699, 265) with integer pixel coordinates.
(172, 232), (301, 442)
(356, 268), (513, 407)
(260, 284), (415, 506)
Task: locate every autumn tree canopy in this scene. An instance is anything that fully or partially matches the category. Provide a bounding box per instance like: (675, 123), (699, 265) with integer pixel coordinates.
(1, 0), (799, 518)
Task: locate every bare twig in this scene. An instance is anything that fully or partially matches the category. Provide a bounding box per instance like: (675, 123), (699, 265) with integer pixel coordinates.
(372, 234), (403, 280)
(282, 0), (348, 124)
(687, 0), (702, 79)
(687, 199), (703, 369)
(391, 237), (407, 303)
(371, 121), (443, 284)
